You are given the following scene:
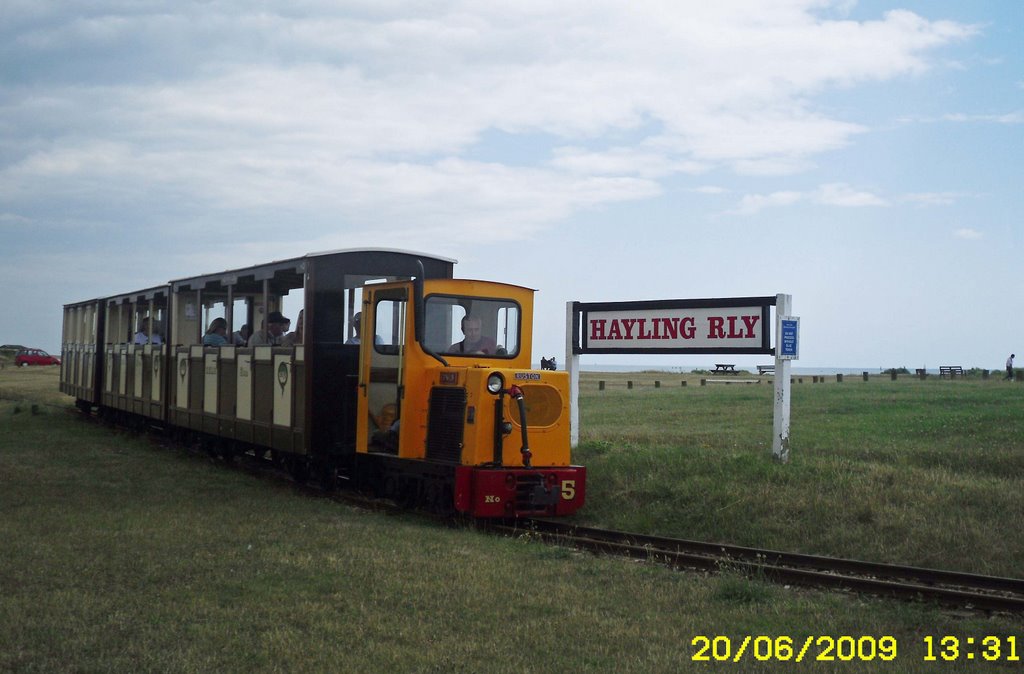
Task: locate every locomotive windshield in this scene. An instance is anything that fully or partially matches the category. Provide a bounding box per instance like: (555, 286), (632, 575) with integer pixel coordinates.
(424, 295), (520, 358)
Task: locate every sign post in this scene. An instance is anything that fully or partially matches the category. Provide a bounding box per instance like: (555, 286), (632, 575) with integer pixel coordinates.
(566, 301), (581, 448)
(773, 294), (796, 462)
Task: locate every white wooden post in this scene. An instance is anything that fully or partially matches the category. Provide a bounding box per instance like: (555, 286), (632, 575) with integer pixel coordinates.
(566, 301), (580, 448)
(772, 293), (792, 462)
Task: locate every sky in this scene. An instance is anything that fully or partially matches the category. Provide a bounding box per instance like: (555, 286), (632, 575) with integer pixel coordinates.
(2, 0), (1022, 371)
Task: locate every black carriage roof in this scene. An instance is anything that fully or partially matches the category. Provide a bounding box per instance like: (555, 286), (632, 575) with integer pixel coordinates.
(63, 285), (169, 309)
(170, 248), (457, 292)
(64, 249), (457, 307)
(104, 285), (170, 305)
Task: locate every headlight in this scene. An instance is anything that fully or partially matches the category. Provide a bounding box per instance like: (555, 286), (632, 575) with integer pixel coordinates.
(487, 372), (504, 394)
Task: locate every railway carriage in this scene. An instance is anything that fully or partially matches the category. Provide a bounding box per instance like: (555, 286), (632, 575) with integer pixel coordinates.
(60, 249), (585, 518)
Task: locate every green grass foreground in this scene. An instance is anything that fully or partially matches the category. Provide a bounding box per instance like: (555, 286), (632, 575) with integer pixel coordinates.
(574, 372), (1024, 578)
(1, 368), (1022, 672)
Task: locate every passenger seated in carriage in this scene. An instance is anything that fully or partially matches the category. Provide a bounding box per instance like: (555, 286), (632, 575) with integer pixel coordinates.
(248, 311), (289, 346)
(202, 318), (229, 346)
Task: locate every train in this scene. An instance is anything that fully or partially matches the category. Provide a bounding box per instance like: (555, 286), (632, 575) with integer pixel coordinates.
(60, 249), (585, 518)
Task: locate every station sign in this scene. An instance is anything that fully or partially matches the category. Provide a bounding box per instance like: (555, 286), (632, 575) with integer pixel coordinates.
(572, 297), (775, 355)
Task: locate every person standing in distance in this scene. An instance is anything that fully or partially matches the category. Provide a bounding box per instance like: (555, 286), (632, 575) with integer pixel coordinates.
(1006, 353), (1015, 380)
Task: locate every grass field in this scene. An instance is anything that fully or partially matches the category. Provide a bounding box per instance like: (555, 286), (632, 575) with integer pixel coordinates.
(1, 367), (1022, 672)
(573, 371), (1024, 578)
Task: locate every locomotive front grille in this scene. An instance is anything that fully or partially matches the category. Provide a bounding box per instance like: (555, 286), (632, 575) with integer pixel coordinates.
(426, 387), (467, 463)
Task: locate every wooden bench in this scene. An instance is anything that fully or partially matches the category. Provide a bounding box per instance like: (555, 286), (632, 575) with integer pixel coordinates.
(939, 366), (964, 378)
(712, 363), (737, 374)
(757, 365), (775, 375)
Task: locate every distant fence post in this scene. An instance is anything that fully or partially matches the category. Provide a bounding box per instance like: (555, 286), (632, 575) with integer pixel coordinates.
(890, 371), (897, 381)
(627, 380), (633, 389)
(598, 380), (605, 391)
(655, 380), (661, 388)
(836, 373), (843, 383)
(863, 371), (869, 382)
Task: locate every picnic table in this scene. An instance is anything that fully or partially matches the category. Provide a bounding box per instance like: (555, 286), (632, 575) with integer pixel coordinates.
(712, 363), (737, 374)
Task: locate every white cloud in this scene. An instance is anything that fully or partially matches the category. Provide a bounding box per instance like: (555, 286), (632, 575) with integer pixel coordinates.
(729, 190), (805, 215)
(953, 228), (983, 240)
(907, 110), (1024, 125)
(550, 146), (706, 178)
(901, 192), (968, 207)
(0, 1), (979, 248)
(0, 212), (32, 226)
(727, 182), (887, 214)
(815, 182), (889, 207)
(943, 111), (1024, 124)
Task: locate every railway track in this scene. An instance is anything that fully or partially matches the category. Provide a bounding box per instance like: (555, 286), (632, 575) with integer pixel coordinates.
(69, 407), (1024, 613)
(490, 519), (1024, 614)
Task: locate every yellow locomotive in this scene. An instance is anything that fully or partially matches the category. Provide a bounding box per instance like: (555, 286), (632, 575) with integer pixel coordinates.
(60, 249), (585, 517)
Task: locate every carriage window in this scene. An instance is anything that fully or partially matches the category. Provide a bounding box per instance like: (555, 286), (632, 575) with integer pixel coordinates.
(425, 296), (520, 358)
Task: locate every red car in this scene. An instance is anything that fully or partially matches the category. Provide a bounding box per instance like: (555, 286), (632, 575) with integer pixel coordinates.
(15, 349), (61, 367)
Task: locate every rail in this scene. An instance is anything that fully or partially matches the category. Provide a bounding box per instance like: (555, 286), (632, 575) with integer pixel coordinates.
(491, 519), (1024, 613)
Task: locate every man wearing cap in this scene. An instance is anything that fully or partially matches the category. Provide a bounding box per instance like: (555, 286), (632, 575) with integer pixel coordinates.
(248, 311), (289, 346)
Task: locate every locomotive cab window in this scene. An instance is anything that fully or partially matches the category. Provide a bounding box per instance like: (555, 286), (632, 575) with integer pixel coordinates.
(373, 294), (407, 355)
(425, 296), (520, 358)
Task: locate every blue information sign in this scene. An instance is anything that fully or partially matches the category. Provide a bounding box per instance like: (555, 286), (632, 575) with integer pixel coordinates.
(779, 317), (799, 360)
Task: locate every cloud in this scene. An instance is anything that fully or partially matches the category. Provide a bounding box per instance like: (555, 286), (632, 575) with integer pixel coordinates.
(727, 182), (887, 214)
(953, 228), (983, 240)
(943, 111), (1024, 124)
(900, 191), (970, 207)
(0, 1), (977, 238)
(0, 212), (32, 226)
(730, 191), (805, 215)
(815, 182), (889, 207)
(550, 146), (706, 178)
(905, 110), (1024, 125)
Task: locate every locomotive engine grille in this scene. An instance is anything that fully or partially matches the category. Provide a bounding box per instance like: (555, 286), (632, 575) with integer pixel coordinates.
(426, 387), (467, 463)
